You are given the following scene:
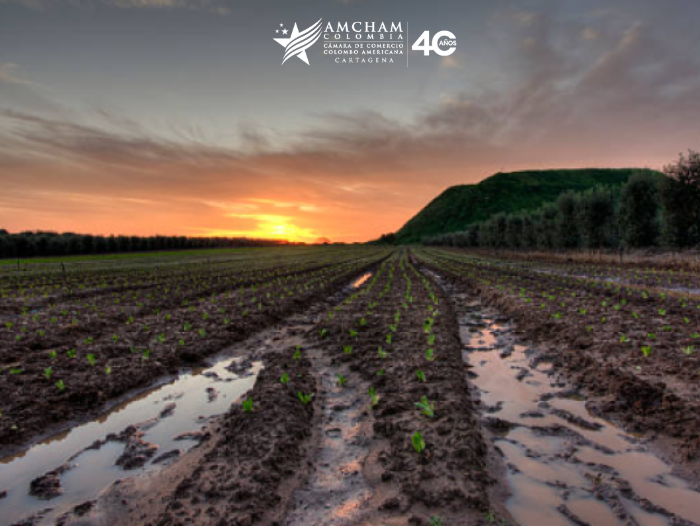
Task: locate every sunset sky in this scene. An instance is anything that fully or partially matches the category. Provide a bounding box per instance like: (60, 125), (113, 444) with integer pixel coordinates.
(2, 0), (700, 242)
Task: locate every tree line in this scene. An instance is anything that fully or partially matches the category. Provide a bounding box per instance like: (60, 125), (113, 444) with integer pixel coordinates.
(424, 151), (700, 251)
(0, 232), (292, 260)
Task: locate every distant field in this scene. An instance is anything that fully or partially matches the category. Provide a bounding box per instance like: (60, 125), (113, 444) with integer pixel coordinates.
(0, 246), (316, 267)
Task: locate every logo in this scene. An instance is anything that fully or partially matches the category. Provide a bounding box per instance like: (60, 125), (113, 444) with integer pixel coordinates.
(274, 19), (323, 65)
(271, 19), (454, 67)
(411, 31), (457, 56)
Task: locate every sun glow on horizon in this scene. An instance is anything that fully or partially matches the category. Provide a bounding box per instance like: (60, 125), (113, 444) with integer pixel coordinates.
(199, 212), (321, 243)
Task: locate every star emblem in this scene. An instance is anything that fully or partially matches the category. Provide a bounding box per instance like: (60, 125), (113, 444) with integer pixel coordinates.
(273, 19), (323, 65)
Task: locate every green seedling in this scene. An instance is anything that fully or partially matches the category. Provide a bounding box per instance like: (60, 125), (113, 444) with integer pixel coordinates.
(411, 431), (425, 454)
(48, 350), (57, 360)
(368, 387), (380, 407)
(55, 379), (66, 392)
(297, 392), (314, 405)
(425, 348), (435, 362)
(320, 328), (329, 339)
(378, 347), (388, 359)
(44, 367), (53, 380)
(280, 372), (290, 384)
(343, 345), (352, 355)
(242, 398), (254, 413)
(641, 346), (653, 357)
(416, 370), (426, 383)
(336, 373), (348, 387)
(104, 365), (112, 375)
(415, 396), (435, 418)
(87, 354), (96, 366)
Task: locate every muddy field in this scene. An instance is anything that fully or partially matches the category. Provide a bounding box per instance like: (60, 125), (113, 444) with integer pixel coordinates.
(1, 247), (699, 526)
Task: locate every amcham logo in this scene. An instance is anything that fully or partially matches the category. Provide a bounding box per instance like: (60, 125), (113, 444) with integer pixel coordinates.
(274, 18), (323, 65)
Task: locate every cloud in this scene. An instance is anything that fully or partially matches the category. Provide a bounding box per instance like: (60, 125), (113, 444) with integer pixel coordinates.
(0, 63), (66, 116)
(2, 5), (700, 240)
(440, 56), (461, 70)
(0, 0), (230, 12)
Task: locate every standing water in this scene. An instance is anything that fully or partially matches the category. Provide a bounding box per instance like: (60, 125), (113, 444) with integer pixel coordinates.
(0, 354), (261, 526)
(0, 271), (375, 526)
(428, 272), (700, 526)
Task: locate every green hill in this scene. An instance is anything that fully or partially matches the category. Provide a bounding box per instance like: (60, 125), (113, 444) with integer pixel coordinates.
(395, 168), (658, 244)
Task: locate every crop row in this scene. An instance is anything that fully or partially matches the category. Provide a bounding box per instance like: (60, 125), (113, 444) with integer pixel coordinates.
(0, 247), (390, 450)
(308, 250), (490, 521)
(415, 247), (700, 458)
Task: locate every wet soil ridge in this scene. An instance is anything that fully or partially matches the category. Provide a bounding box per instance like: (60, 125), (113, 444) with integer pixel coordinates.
(282, 343), (373, 525)
(472, 251), (700, 296)
(284, 251), (492, 525)
(154, 351), (317, 526)
(1, 348), (261, 525)
(123, 272), (377, 526)
(441, 275), (700, 525)
(0, 247), (390, 454)
(416, 248), (700, 462)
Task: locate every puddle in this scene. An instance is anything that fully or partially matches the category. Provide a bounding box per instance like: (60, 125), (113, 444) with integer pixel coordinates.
(0, 354), (262, 525)
(351, 272), (373, 289)
(441, 280), (700, 526)
(0, 269), (377, 526)
(283, 335), (373, 525)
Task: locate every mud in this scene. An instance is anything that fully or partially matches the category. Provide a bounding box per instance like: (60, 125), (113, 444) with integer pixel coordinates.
(0, 251), (387, 454)
(433, 269), (700, 526)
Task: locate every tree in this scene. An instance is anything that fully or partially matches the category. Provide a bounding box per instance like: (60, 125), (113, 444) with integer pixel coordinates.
(556, 192), (580, 249)
(619, 172), (661, 248)
(535, 203), (558, 249)
(505, 214), (524, 250)
(578, 186), (618, 249)
(660, 150), (700, 248)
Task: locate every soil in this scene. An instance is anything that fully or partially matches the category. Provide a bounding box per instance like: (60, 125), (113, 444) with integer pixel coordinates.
(0, 253), (386, 456)
(4, 247), (700, 526)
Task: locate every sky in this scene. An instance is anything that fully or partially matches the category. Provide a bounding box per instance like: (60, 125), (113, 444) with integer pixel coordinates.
(1, 0), (700, 242)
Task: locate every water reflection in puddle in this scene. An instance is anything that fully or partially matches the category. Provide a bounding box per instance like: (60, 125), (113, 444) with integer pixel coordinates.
(459, 300), (700, 526)
(352, 272), (373, 289)
(0, 356), (261, 525)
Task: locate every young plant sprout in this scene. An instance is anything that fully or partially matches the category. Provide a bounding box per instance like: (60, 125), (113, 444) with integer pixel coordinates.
(297, 392), (314, 405)
(411, 431), (425, 454)
(412, 392), (435, 417)
(416, 370), (426, 383)
(242, 398), (254, 413)
(336, 373), (348, 387)
(280, 372), (290, 384)
(368, 387), (380, 407)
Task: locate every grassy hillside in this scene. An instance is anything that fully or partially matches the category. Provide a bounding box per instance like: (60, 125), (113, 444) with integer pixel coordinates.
(395, 168), (659, 244)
